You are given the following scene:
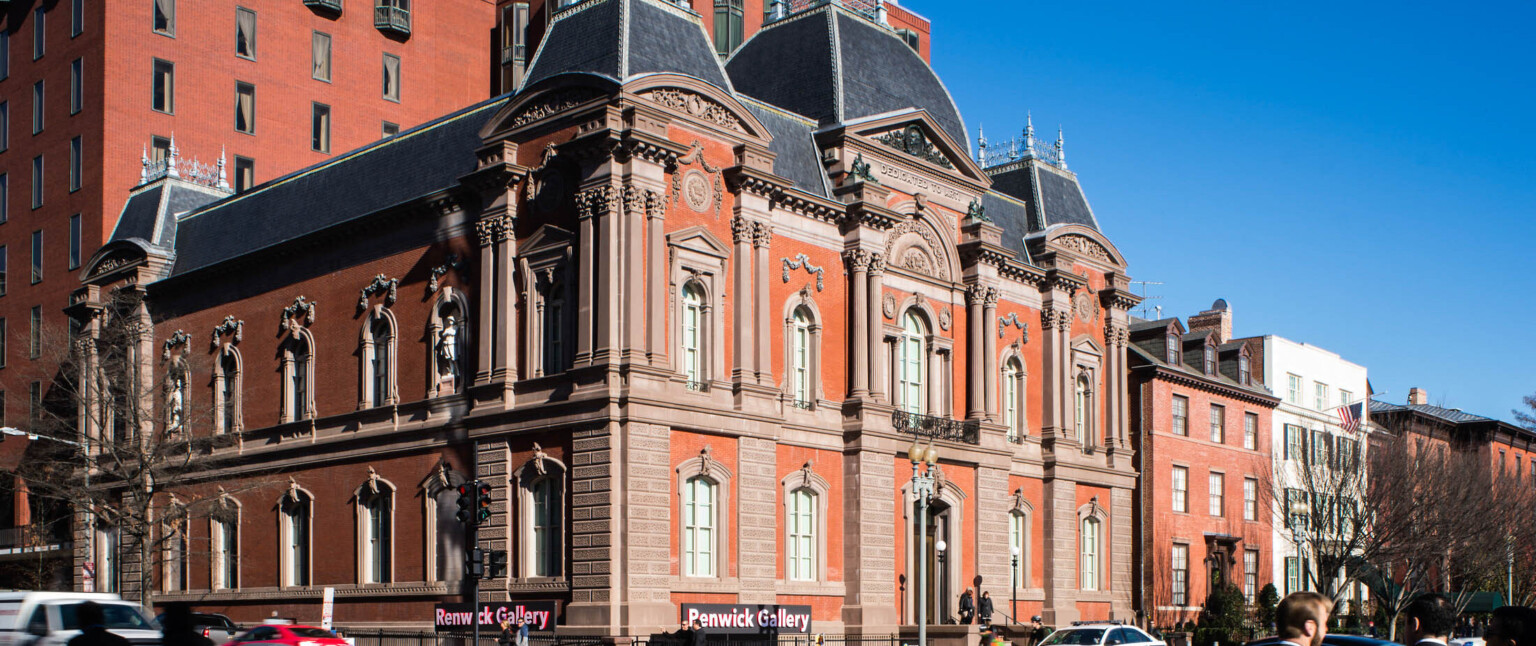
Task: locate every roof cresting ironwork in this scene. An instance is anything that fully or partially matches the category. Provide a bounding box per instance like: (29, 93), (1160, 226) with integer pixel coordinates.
(977, 113), (1068, 170)
(139, 135), (233, 193)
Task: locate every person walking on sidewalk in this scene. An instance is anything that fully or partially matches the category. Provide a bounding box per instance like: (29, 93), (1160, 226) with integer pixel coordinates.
(978, 591), (994, 627)
(959, 588), (976, 625)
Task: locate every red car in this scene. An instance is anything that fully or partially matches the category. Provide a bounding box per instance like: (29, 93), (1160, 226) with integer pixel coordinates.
(230, 624), (347, 646)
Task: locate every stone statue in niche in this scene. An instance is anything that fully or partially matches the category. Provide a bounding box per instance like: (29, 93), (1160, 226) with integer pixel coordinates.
(166, 364), (187, 433)
(437, 315), (460, 389)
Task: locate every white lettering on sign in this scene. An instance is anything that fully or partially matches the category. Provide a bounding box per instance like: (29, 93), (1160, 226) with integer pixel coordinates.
(878, 164), (964, 201)
(684, 607), (812, 633)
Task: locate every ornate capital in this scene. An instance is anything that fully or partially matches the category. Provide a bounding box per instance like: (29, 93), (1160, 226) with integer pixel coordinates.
(576, 185), (616, 220)
(843, 248), (873, 272)
(985, 286), (1000, 307)
(752, 221), (774, 249)
(644, 188), (665, 219)
(1040, 307), (1072, 332)
(731, 215), (753, 244)
(966, 283), (988, 307)
(867, 251), (885, 274)
(475, 212), (513, 246)
(1105, 321), (1129, 348)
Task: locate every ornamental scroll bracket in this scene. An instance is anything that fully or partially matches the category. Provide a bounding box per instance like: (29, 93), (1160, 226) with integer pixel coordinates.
(781, 254), (825, 291)
(358, 275), (400, 313)
(280, 297), (317, 332)
(210, 316), (244, 350)
(428, 254), (466, 294)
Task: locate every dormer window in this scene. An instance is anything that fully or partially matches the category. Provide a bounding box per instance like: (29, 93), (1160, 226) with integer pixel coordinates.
(1203, 345), (1216, 375)
(1165, 334), (1179, 364)
(1238, 355), (1251, 386)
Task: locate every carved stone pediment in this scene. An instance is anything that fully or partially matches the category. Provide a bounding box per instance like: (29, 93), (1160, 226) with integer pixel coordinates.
(504, 87), (608, 130)
(1053, 234), (1112, 263)
(640, 88), (744, 133)
(872, 124), (954, 169)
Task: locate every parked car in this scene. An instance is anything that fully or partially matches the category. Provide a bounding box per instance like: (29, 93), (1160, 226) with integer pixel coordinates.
(154, 612), (239, 646)
(229, 624), (346, 646)
(0, 592), (161, 646)
(1246, 636), (1399, 646)
(1041, 624), (1167, 646)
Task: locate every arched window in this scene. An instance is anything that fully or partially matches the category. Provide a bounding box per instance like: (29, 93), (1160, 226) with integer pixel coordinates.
(282, 333), (313, 422)
(682, 475), (716, 577)
(531, 477), (562, 577)
(212, 506), (240, 590)
(429, 295), (468, 397)
(1080, 516), (1100, 591)
(362, 312), (396, 409)
(1003, 358), (1025, 441)
(359, 484), (393, 584)
(787, 488), (816, 581)
(215, 349), (241, 434)
(681, 283), (705, 387)
(1075, 373), (1092, 442)
(1009, 509), (1027, 586)
(543, 281), (566, 376)
(162, 518), (187, 592)
(429, 478), (466, 583)
(97, 523), (120, 593)
(280, 491), (312, 587)
(899, 312), (927, 414)
(791, 308), (811, 406)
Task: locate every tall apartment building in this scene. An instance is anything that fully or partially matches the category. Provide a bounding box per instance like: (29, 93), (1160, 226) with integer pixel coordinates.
(0, 0), (495, 586)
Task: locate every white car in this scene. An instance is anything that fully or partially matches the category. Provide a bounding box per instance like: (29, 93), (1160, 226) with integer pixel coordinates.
(1040, 625), (1167, 646)
(0, 592), (161, 646)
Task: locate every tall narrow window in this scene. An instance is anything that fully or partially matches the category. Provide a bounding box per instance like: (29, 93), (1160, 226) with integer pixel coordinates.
(1287, 374), (1302, 404)
(366, 315), (393, 408)
(682, 476), (716, 577)
(164, 521), (187, 592)
(311, 103), (330, 153)
(218, 350), (240, 433)
(1171, 466), (1187, 513)
(154, 0), (175, 36)
(712, 0), (744, 56)
(33, 8), (45, 60)
(362, 488), (392, 583)
(71, 0), (83, 36)
(1284, 424), (1305, 460)
(382, 53), (401, 102)
(30, 231), (42, 284)
(151, 136), (170, 164)
(1171, 544), (1188, 605)
(1238, 355), (1251, 385)
(152, 59), (174, 113)
(531, 478), (561, 577)
(1165, 334), (1180, 364)
(1080, 517), (1099, 591)
(1243, 477), (1258, 521)
(69, 137), (81, 192)
(235, 82), (255, 134)
(0, 175), (7, 224)
(899, 312), (926, 414)
(32, 81), (44, 134)
(234, 157), (254, 194)
(285, 335), (311, 421)
(1171, 395), (1188, 436)
(1314, 382), (1328, 411)
(1209, 404), (1225, 443)
(98, 525), (120, 593)
(0, 33), (8, 81)
(786, 488), (815, 581)
(1, 103), (8, 151)
(213, 515), (239, 589)
(1285, 557), (1299, 595)
(1009, 510), (1026, 586)
(281, 492), (311, 586)
(1209, 471), (1225, 517)
(71, 58), (82, 114)
(1003, 358), (1024, 440)
(1244, 413), (1258, 450)
(543, 282), (565, 376)
(311, 32), (332, 81)
(1075, 373), (1092, 441)
(1202, 345), (1215, 375)
(236, 8), (257, 59)
(0, 246), (7, 295)
(1244, 549), (1259, 603)
(0, 319), (7, 367)
(681, 284), (704, 387)
(791, 308), (811, 406)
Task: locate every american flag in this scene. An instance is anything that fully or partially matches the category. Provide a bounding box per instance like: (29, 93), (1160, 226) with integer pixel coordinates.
(1338, 401), (1363, 434)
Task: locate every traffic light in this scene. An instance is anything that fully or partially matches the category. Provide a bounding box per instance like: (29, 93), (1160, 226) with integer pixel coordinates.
(455, 482), (476, 526)
(476, 481), (493, 523)
(467, 548), (484, 578)
(486, 550), (508, 578)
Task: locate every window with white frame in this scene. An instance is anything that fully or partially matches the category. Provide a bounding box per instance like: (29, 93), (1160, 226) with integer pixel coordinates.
(1080, 516), (1100, 591)
(1009, 509), (1027, 586)
(1239, 355), (1252, 385)
(786, 488), (815, 581)
(1287, 374), (1302, 404)
(1209, 471), (1225, 517)
(682, 476), (716, 576)
(1203, 345), (1216, 375)
(1244, 477), (1259, 521)
(212, 511), (239, 590)
(359, 483), (393, 584)
(1210, 404), (1225, 443)
(280, 491), (311, 586)
(1075, 372), (1094, 444)
(1003, 357), (1024, 440)
(97, 524), (120, 593)
(530, 476), (562, 577)
(899, 312), (927, 414)
(543, 280), (566, 376)
(162, 518), (188, 592)
(1165, 334), (1179, 364)
(214, 349), (241, 434)
(1172, 395), (1188, 436)
(282, 332), (313, 422)
(1172, 466), (1188, 513)
(1314, 382), (1329, 411)
(1244, 549), (1259, 602)
(681, 282), (705, 387)
(1284, 424), (1305, 460)
(1339, 389), (1352, 408)
(1285, 556), (1300, 595)
(1171, 543), (1188, 605)
(153, 0), (175, 36)
(1244, 413), (1257, 450)
(790, 308), (812, 407)
(362, 312), (396, 408)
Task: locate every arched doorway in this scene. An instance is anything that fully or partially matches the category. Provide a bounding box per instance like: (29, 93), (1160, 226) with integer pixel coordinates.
(914, 499), (954, 624)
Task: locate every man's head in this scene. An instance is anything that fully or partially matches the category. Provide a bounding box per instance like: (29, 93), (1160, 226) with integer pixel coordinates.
(982, 591), (990, 599)
(1487, 607), (1536, 646)
(692, 620), (702, 630)
(1403, 594), (1457, 643)
(1276, 592), (1333, 646)
(1032, 616), (1042, 626)
(75, 602), (105, 629)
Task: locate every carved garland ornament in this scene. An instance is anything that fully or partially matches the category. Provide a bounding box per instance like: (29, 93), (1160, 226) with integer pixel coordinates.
(782, 254), (825, 291)
(358, 274), (400, 312)
(280, 296), (317, 331)
(428, 254), (465, 294)
(161, 330), (191, 360)
(641, 89), (744, 133)
(999, 312), (1029, 343)
(210, 315), (244, 350)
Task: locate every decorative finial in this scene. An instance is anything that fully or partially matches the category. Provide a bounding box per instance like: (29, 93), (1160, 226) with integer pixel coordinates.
(977, 124), (987, 164)
(217, 146), (230, 191)
(1023, 112), (1036, 158)
(167, 133), (181, 179)
(1056, 125), (1067, 169)
(875, 0), (889, 26)
(141, 145), (150, 183)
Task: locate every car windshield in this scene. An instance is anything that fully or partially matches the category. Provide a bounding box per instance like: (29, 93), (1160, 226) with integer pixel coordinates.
(59, 604), (155, 631)
(290, 628), (337, 638)
(1044, 630), (1107, 646)
(193, 614), (233, 628)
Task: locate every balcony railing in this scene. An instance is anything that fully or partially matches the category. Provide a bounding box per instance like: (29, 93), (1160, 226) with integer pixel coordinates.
(375, 4), (411, 36)
(892, 409), (980, 445)
(684, 380), (710, 393)
(303, 0), (343, 13)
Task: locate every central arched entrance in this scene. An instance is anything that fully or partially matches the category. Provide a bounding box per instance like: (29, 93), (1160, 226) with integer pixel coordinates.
(916, 499), (954, 623)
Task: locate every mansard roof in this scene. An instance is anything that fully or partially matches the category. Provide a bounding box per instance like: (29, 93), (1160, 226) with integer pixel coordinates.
(981, 190), (1033, 263)
(738, 96), (832, 199)
(987, 160), (1100, 232)
(110, 180), (227, 250)
(522, 0), (732, 93)
(725, 5), (968, 147)
(166, 95), (511, 279)
(1128, 330), (1277, 404)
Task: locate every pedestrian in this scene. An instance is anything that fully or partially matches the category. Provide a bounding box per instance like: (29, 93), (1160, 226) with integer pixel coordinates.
(1273, 592), (1333, 646)
(959, 588), (976, 625)
(1484, 607), (1536, 646)
(690, 619), (706, 646)
(66, 602), (130, 646)
(497, 619), (514, 646)
(1029, 616), (1049, 646)
(979, 591), (994, 627)
(1403, 595), (1456, 646)
(160, 603), (214, 646)
(516, 617), (530, 646)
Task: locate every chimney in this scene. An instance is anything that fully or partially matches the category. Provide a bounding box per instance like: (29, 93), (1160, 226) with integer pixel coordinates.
(1186, 298), (1233, 344)
(1408, 387), (1428, 406)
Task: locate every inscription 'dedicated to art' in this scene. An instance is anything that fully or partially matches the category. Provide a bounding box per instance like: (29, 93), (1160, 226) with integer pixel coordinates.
(878, 164), (964, 201)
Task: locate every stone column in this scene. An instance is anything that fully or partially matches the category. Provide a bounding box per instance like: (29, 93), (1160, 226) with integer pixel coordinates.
(574, 189), (602, 366)
(867, 253), (887, 403)
(842, 449), (898, 631)
(737, 436), (778, 603)
(596, 186), (622, 364)
(753, 223), (774, 386)
(927, 345), (943, 418)
(1041, 305), (1072, 440)
(494, 214), (519, 391)
(646, 191), (668, 367)
(474, 215), (502, 384)
(965, 284), (986, 420)
(845, 250), (871, 397)
(623, 185), (647, 363)
(731, 216), (755, 384)
(983, 288), (999, 421)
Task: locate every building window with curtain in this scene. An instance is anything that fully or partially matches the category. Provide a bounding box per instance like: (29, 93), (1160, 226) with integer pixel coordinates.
(712, 0), (743, 56)
(235, 157), (254, 194)
(312, 32), (332, 81)
(213, 514), (239, 589)
(154, 0), (175, 36)
(1080, 517), (1100, 591)
(236, 8), (256, 59)
(531, 477), (562, 577)
(682, 476), (716, 577)
(1009, 510), (1026, 585)
(235, 82), (255, 134)
(152, 59), (174, 113)
(786, 488), (815, 581)
(312, 103), (331, 153)
(361, 486), (392, 584)
(681, 283), (705, 388)
(1171, 543), (1188, 605)
(382, 53), (401, 102)
(899, 312), (926, 414)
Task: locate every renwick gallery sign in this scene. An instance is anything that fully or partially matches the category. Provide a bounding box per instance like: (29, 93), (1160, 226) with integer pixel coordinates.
(681, 604), (813, 635)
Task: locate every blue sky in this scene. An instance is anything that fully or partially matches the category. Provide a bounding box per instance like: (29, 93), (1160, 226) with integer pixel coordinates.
(911, 0), (1536, 422)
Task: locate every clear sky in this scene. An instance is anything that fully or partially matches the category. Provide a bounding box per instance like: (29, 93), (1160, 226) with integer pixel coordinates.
(911, 0), (1536, 422)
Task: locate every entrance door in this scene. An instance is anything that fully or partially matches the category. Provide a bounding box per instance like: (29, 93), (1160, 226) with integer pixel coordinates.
(914, 501), (952, 624)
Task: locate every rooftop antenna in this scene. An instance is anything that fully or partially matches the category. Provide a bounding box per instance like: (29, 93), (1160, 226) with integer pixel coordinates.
(1130, 280), (1164, 320)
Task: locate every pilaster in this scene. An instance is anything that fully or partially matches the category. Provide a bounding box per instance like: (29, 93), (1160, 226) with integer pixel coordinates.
(965, 284), (986, 420)
(1042, 477), (1079, 626)
(845, 250), (872, 398)
(1111, 486), (1135, 620)
(867, 254), (888, 403)
(731, 215), (755, 384)
(976, 467), (1012, 600)
(752, 223), (774, 386)
(622, 423), (674, 633)
(737, 436), (778, 603)
(567, 422), (618, 630)
(982, 288), (1000, 421)
(842, 449), (898, 632)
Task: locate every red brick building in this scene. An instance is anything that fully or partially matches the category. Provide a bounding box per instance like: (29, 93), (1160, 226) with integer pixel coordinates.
(1128, 303), (1278, 629)
(0, 0), (498, 583)
(51, 0), (1145, 635)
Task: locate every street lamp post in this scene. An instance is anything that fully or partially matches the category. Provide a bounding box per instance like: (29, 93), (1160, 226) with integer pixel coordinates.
(1011, 546), (1021, 628)
(936, 540), (948, 623)
(909, 440), (940, 646)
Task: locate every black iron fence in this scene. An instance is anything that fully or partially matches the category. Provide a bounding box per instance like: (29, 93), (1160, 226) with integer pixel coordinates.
(637, 635), (902, 646)
(339, 631), (605, 646)
(892, 410), (980, 445)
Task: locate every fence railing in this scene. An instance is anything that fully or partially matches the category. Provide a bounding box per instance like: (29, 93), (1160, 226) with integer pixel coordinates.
(892, 409), (981, 445)
(340, 632), (605, 646)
